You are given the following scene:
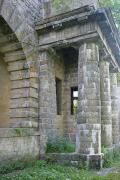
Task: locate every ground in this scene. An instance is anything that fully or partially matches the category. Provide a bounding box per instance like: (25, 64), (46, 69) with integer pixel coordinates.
(0, 159), (120, 180)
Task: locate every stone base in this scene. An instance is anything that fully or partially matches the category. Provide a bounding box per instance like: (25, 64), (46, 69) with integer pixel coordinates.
(88, 154), (103, 169)
(40, 153), (103, 169)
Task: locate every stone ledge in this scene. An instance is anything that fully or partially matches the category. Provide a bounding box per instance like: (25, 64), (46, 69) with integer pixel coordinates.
(40, 153), (103, 169)
(0, 128), (40, 138)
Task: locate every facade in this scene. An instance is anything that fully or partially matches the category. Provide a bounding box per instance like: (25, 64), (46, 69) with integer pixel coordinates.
(0, 0), (120, 168)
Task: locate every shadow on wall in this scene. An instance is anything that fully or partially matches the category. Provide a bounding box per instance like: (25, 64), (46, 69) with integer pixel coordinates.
(43, 0), (99, 18)
(0, 56), (10, 128)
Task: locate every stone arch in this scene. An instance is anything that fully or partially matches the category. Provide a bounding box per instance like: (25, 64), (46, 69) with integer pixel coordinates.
(0, 0), (39, 128)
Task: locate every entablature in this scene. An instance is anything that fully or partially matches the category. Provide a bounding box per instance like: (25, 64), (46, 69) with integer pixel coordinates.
(36, 5), (120, 72)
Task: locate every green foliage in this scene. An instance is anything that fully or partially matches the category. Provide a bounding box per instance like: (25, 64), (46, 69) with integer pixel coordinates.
(0, 156), (37, 175)
(117, 73), (120, 81)
(102, 147), (114, 167)
(100, 0), (120, 29)
(0, 160), (96, 180)
(102, 146), (120, 168)
(52, 0), (72, 10)
(14, 128), (30, 137)
(46, 137), (75, 153)
(1, 156), (120, 180)
(14, 128), (25, 136)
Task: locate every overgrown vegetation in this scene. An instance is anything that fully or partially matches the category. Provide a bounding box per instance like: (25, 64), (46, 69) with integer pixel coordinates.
(46, 137), (75, 153)
(1, 147), (120, 179)
(100, 0), (120, 29)
(1, 158), (120, 180)
(0, 157), (36, 175)
(0, 159), (94, 180)
(102, 146), (120, 168)
(52, 0), (72, 10)
(52, 0), (120, 30)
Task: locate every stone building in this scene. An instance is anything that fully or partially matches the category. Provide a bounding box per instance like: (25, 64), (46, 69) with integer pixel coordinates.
(0, 0), (120, 168)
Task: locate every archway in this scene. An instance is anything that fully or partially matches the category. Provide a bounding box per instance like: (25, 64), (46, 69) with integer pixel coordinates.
(0, 0), (40, 163)
(0, 0), (39, 128)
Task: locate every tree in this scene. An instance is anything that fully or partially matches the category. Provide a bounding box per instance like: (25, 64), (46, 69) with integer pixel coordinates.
(52, 0), (120, 29)
(100, 0), (120, 29)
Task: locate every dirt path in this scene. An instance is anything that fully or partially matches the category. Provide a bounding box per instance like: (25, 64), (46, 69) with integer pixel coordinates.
(96, 167), (118, 176)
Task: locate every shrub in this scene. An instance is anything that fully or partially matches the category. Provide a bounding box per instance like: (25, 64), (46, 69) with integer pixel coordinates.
(102, 146), (120, 168)
(46, 137), (75, 153)
(0, 156), (36, 175)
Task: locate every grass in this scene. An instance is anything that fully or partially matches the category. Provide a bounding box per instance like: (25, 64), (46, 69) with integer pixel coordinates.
(0, 159), (120, 180)
(1, 147), (120, 180)
(102, 146), (120, 168)
(0, 160), (96, 180)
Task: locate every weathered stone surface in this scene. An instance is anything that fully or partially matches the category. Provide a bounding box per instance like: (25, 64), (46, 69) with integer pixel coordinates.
(110, 73), (119, 145)
(4, 51), (25, 62)
(0, 0), (120, 169)
(0, 42), (22, 53)
(0, 136), (39, 164)
(100, 60), (112, 147)
(0, 0), (42, 163)
(40, 153), (102, 169)
(76, 42), (101, 155)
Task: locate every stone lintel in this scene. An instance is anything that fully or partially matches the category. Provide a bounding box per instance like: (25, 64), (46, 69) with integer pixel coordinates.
(39, 31), (98, 51)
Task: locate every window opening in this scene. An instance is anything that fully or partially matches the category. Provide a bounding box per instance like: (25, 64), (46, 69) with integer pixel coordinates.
(71, 87), (78, 115)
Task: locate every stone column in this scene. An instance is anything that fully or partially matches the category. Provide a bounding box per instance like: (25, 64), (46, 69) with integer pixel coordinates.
(38, 50), (51, 154)
(110, 73), (119, 145)
(76, 42), (101, 160)
(100, 60), (112, 148)
(117, 81), (120, 143)
(38, 50), (57, 147)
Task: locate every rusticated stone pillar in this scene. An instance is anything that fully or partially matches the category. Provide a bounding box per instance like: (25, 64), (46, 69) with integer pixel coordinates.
(100, 60), (112, 148)
(76, 42), (101, 157)
(38, 50), (57, 145)
(110, 73), (119, 145)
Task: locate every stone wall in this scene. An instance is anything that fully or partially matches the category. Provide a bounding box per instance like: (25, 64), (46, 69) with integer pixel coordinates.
(63, 49), (78, 143)
(0, 136), (39, 164)
(39, 49), (78, 144)
(8, 0), (43, 25)
(0, 0), (43, 163)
